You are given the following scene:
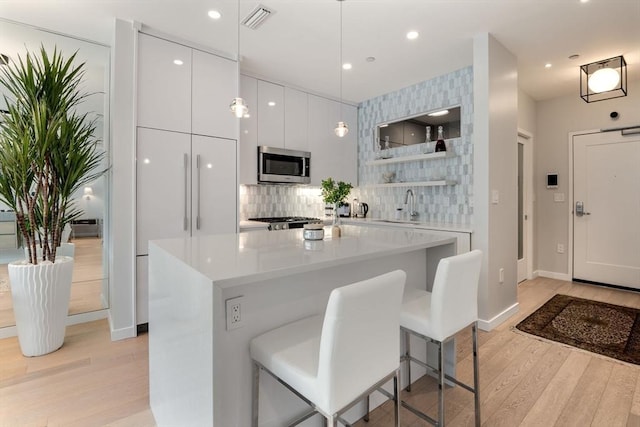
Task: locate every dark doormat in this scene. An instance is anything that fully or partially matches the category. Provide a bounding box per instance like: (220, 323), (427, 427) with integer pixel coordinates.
(515, 294), (640, 365)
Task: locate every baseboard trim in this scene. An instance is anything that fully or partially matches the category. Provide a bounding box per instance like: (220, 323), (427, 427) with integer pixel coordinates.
(535, 270), (571, 281)
(478, 302), (520, 331)
(109, 313), (137, 341)
(0, 326), (17, 340)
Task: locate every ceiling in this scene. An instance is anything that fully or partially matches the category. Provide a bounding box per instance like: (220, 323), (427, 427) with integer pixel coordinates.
(1, 0), (638, 104)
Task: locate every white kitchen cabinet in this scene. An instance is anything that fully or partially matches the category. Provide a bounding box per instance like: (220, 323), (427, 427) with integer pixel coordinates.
(284, 87), (308, 151)
(192, 50), (237, 140)
(137, 34), (192, 133)
(239, 75), (258, 185)
(308, 94), (358, 186)
(136, 129), (237, 325)
(136, 127), (237, 255)
(257, 80), (285, 148)
(191, 135), (237, 236)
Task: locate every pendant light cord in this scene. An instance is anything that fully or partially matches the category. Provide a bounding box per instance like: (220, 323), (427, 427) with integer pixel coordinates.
(339, 0), (343, 120)
(237, 0), (241, 95)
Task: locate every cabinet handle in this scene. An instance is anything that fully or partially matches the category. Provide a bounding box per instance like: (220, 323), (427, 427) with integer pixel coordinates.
(196, 154), (201, 230)
(183, 153), (189, 231)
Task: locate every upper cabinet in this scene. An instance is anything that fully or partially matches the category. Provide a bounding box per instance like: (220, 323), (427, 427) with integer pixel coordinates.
(284, 87), (308, 152)
(138, 34), (191, 133)
(257, 80), (285, 147)
(192, 50), (237, 140)
(138, 33), (238, 140)
(308, 94), (357, 186)
(239, 76), (357, 186)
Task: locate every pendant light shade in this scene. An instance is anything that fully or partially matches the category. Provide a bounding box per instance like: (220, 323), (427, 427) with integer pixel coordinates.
(230, 97), (248, 118)
(230, 0), (249, 117)
(580, 55), (627, 103)
(334, 121), (349, 137)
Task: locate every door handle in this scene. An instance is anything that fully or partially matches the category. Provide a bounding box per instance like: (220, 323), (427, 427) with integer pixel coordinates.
(196, 154), (201, 230)
(575, 201), (591, 217)
(184, 153), (189, 231)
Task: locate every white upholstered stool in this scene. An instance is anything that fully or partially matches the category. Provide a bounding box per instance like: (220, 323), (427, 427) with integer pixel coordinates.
(401, 250), (483, 426)
(250, 270), (407, 426)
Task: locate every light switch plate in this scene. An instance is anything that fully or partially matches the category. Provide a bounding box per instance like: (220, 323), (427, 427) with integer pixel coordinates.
(491, 190), (499, 204)
(554, 193), (565, 202)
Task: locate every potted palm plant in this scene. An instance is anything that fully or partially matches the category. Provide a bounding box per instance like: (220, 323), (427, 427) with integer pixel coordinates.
(0, 46), (105, 356)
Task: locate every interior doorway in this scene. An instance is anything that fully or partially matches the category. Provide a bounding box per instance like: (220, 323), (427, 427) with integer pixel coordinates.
(517, 131), (533, 283)
(571, 129), (640, 289)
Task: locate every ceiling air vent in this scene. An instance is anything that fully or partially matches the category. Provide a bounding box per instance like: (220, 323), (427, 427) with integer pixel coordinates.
(242, 5), (274, 30)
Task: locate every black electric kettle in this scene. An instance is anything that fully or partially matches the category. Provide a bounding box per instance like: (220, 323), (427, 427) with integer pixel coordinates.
(356, 202), (369, 218)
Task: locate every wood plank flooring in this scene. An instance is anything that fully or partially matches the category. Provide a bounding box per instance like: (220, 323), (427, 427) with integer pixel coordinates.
(1, 277), (640, 426)
(359, 277), (640, 427)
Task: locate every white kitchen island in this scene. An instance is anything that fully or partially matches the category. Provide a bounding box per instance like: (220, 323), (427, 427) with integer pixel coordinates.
(148, 225), (456, 427)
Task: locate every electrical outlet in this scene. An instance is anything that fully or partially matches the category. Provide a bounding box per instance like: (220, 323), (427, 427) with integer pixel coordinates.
(226, 296), (245, 330)
(557, 243), (565, 254)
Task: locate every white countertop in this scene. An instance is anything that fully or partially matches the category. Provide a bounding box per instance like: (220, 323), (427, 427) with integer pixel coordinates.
(149, 225), (455, 289)
(340, 217), (473, 233)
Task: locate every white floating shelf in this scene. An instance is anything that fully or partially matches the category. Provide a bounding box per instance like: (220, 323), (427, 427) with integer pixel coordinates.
(363, 180), (456, 188)
(366, 151), (453, 166)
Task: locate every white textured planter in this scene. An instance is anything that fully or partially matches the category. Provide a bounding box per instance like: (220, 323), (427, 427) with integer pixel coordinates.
(8, 256), (74, 357)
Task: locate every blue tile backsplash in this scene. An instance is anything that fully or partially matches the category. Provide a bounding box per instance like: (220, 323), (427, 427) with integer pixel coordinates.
(240, 66), (474, 225)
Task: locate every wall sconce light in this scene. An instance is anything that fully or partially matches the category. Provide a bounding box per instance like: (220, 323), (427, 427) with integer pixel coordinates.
(84, 186), (93, 200)
(580, 55), (627, 103)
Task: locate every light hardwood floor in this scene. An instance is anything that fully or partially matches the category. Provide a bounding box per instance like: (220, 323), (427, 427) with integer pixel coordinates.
(1, 277), (640, 426)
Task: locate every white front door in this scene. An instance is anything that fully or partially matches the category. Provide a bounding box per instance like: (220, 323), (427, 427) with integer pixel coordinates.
(572, 130), (640, 288)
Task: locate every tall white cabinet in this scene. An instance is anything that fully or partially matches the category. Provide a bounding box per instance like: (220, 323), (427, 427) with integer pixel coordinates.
(136, 33), (238, 324)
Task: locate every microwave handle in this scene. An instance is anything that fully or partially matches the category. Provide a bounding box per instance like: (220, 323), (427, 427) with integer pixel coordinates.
(302, 157), (306, 177)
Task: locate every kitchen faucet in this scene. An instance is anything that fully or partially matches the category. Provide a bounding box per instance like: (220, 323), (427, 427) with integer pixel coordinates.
(404, 189), (419, 220)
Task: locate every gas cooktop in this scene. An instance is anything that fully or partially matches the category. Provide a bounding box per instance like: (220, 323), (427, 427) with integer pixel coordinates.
(248, 216), (323, 231)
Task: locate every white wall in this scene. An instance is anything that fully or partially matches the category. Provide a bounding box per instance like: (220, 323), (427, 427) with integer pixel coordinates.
(518, 88), (536, 271)
(535, 78), (640, 276)
(473, 33), (519, 328)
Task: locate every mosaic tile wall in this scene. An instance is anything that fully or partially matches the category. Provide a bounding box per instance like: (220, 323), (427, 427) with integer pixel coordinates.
(240, 66), (474, 224)
(358, 66), (474, 224)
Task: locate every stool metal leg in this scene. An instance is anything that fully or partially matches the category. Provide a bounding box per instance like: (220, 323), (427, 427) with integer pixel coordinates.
(393, 370), (400, 427)
(252, 361), (260, 427)
(404, 329), (412, 392)
(438, 340), (445, 427)
(472, 322), (481, 427)
(364, 395), (370, 422)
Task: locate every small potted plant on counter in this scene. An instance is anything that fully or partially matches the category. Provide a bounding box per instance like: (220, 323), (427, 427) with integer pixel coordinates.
(320, 178), (353, 238)
(0, 46), (106, 356)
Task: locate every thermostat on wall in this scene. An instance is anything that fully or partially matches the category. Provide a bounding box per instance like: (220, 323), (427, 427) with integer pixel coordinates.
(547, 173), (558, 189)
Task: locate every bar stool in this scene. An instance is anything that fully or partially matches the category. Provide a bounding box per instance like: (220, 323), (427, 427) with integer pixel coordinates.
(401, 250), (483, 426)
(250, 270), (407, 426)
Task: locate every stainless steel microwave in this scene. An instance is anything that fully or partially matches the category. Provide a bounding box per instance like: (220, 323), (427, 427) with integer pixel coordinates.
(258, 146), (311, 184)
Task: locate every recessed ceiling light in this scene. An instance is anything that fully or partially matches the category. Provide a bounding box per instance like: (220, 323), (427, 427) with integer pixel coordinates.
(342, 63), (352, 70)
(569, 54), (580, 60)
(366, 56), (376, 62)
(173, 59), (184, 65)
(545, 63), (552, 68)
(208, 10), (222, 19)
(428, 109), (449, 117)
(580, 0), (589, 3)
(406, 31), (419, 40)
(268, 101), (276, 107)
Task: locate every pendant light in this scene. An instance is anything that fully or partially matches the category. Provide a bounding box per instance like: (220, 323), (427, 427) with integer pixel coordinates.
(580, 55), (627, 103)
(334, 0), (348, 138)
(230, 0), (249, 118)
